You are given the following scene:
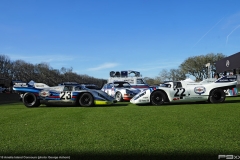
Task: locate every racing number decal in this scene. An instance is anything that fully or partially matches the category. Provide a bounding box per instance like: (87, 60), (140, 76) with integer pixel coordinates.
(60, 91), (72, 100)
(174, 88), (186, 97)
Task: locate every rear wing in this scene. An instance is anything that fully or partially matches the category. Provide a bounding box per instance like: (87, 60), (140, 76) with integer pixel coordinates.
(215, 75), (237, 83)
(14, 82), (49, 88)
(200, 75), (237, 84)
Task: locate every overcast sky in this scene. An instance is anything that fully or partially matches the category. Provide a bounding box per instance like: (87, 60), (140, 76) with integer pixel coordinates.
(1, 0), (240, 79)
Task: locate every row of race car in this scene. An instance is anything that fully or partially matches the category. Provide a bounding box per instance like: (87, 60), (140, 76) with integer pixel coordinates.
(13, 75), (238, 108)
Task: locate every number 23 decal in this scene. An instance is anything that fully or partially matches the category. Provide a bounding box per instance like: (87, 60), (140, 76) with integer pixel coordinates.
(174, 88), (186, 97)
(60, 91), (72, 100)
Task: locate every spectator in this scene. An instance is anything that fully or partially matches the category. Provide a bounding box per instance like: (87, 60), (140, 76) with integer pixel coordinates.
(10, 80), (13, 93)
(214, 73), (219, 79)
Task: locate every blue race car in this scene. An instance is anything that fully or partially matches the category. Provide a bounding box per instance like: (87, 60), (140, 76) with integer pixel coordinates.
(13, 81), (116, 108)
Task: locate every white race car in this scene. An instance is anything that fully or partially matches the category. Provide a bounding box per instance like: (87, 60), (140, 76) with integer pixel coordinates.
(130, 75), (238, 105)
(101, 81), (141, 102)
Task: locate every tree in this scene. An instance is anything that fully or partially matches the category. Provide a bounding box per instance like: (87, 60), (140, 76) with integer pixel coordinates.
(169, 69), (186, 81)
(157, 68), (186, 82)
(0, 54), (108, 88)
(0, 55), (13, 86)
(179, 53), (226, 81)
(144, 77), (155, 86)
(158, 69), (171, 81)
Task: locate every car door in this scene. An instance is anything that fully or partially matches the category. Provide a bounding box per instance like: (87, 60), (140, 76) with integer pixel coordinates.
(60, 86), (72, 101)
(171, 82), (189, 101)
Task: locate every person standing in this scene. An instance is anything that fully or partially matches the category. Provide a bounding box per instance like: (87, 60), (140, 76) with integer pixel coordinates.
(9, 80), (13, 93)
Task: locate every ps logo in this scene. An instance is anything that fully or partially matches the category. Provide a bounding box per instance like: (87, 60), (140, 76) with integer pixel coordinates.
(226, 60), (230, 67)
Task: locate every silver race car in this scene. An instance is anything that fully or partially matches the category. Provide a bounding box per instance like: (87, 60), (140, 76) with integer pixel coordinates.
(101, 81), (141, 102)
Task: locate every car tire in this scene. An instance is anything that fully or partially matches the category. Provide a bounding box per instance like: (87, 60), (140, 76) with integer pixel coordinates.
(209, 89), (226, 103)
(115, 92), (123, 102)
(22, 92), (40, 108)
(79, 93), (94, 107)
(150, 91), (166, 105)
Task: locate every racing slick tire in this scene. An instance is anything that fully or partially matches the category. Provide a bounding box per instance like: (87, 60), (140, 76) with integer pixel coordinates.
(209, 89), (226, 103)
(22, 92), (40, 108)
(150, 91), (166, 106)
(79, 93), (94, 107)
(115, 92), (123, 102)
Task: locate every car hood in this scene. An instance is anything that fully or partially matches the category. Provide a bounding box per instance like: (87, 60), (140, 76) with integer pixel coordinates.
(126, 88), (141, 93)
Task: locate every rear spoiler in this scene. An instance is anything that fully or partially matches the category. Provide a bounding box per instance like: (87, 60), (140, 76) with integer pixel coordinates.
(13, 82), (49, 88)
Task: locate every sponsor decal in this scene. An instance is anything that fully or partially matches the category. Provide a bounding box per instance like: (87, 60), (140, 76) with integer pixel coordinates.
(227, 75), (237, 78)
(194, 86), (206, 95)
(14, 83), (28, 87)
(139, 99), (149, 102)
(35, 84), (44, 87)
(40, 91), (49, 97)
(173, 97), (180, 100)
(185, 96), (204, 99)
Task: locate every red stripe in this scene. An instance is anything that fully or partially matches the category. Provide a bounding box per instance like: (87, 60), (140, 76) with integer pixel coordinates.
(123, 97), (131, 101)
(49, 96), (60, 98)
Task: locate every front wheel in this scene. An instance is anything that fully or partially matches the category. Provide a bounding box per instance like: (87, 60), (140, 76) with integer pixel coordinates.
(209, 89), (225, 103)
(22, 92), (40, 108)
(79, 93), (94, 107)
(115, 92), (123, 102)
(150, 91), (166, 105)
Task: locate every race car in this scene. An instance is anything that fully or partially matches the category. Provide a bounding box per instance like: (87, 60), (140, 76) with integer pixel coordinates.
(101, 81), (141, 102)
(13, 81), (116, 108)
(130, 75), (238, 105)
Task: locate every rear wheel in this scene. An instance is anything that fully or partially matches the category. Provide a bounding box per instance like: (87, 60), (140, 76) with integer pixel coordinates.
(22, 92), (40, 108)
(150, 91), (166, 105)
(79, 93), (94, 107)
(209, 89), (225, 103)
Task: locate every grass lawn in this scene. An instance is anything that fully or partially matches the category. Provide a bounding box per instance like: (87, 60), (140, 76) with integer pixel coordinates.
(0, 97), (240, 159)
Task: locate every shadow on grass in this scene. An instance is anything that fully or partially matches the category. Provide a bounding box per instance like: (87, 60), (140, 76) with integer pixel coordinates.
(0, 151), (229, 160)
(224, 99), (240, 104)
(136, 101), (209, 106)
(39, 103), (129, 108)
(135, 99), (240, 106)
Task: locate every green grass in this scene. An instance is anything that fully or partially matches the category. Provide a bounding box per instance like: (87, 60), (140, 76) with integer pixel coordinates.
(0, 97), (240, 159)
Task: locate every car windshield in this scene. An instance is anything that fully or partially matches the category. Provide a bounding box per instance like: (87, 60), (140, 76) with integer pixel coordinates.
(74, 86), (82, 91)
(114, 82), (131, 88)
(63, 86), (73, 91)
(159, 83), (171, 88)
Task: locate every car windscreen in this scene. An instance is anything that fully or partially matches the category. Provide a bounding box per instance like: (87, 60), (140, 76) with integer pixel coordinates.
(114, 82), (131, 88)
